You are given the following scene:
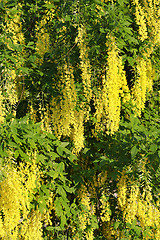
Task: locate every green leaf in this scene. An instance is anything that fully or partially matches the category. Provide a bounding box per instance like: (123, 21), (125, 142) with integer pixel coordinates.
(45, 4), (55, 9)
(49, 152), (59, 160)
(114, 221), (121, 230)
(60, 214), (66, 229)
(18, 148), (31, 163)
(38, 202), (46, 214)
(38, 196), (47, 213)
(63, 185), (74, 193)
(57, 162), (65, 173)
(14, 150), (20, 158)
(127, 56), (135, 66)
(8, 141), (18, 148)
(131, 145), (138, 158)
(58, 197), (70, 214)
(46, 226), (54, 231)
(48, 170), (58, 179)
(54, 198), (63, 217)
(65, 15), (71, 21)
(134, 226), (141, 236)
(56, 186), (66, 198)
(28, 138), (36, 148)
(57, 146), (64, 156)
(36, 154), (47, 164)
(41, 185), (49, 196)
(149, 144), (157, 153)
(69, 153), (77, 162)
(60, 142), (69, 148)
(19, 67), (29, 74)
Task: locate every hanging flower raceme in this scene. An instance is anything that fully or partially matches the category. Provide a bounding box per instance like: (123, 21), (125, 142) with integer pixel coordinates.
(133, 0), (148, 41)
(117, 170), (128, 210)
(4, 6), (25, 48)
(75, 25), (92, 120)
(51, 62), (85, 152)
(117, 169), (160, 239)
(100, 192), (111, 222)
(142, 0), (160, 46)
(35, 18), (50, 65)
(0, 158), (43, 240)
(76, 184), (96, 239)
(131, 56), (154, 116)
(35, 1), (54, 65)
(94, 38), (130, 135)
(0, 88), (6, 123)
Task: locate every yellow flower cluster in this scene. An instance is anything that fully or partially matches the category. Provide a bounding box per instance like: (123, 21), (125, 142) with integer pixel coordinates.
(94, 39), (130, 134)
(77, 185), (95, 239)
(75, 25), (92, 119)
(117, 172), (160, 239)
(146, 58), (154, 91)
(0, 158), (43, 240)
(44, 0), (55, 21)
(72, 110), (85, 153)
(35, 1), (54, 65)
(133, 0), (148, 41)
(51, 63), (85, 153)
(38, 97), (52, 133)
(137, 189), (160, 238)
(1, 5), (26, 117)
(5, 8), (24, 48)
(29, 101), (37, 122)
(123, 185), (139, 223)
(102, 221), (115, 240)
(132, 57), (153, 116)
(117, 170), (127, 210)
(0, 88), (6, 123)
(4, 72), (18, 116)
(100, 192), (111, 222)
(35, 19), (50, 65)
(19, 210), (43, 240)
(0, 215), (5, 238)
(142, 0), (160, 45)
(78, 185), (90, 231)
(75, 26), (92, 103)
(0, 167), (28, 239)
(85, 228), (94, 240)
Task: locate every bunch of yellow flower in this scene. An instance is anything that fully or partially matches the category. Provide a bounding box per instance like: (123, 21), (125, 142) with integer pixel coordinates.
(123, 184), (139, 224)
(5, 6), (24, 48)
(77, 184), (96, 239)
(117, 170), (128, 210)
(75, 25), (92, 109)
(94, 38), (130, 134)
(133, 0), (148, 41)
(35, 18), (50, 65)
(100, 192), (111, 222)
(0, 157), (43, 240)
(0, 88), (6, 123)
(132, 56), (154, 116)
(117, 170), (160, 239)
(51, 62), (85, 153)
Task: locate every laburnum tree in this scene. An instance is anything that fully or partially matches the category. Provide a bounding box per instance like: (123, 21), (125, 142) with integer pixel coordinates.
(0, 0), (160, 239)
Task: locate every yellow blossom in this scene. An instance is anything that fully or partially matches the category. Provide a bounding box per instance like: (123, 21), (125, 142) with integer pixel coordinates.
(117, 170), (127, 209)
(100, 193), (111, 222)
(133, 0), (148, 41)
(94, 38), (130, 135)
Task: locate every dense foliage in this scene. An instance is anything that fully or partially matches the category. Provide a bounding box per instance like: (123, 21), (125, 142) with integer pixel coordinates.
(0, 0), (160, 239)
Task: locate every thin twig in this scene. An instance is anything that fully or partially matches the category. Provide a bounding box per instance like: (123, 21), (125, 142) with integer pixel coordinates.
(15, 76), (25, 110)
(65, 42), (78, 57)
